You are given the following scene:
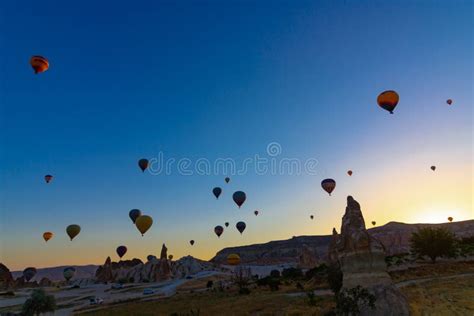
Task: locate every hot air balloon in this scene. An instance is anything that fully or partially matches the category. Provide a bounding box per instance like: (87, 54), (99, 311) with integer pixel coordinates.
(371, 221), (376, 226)
(44, 175), (53, 184)
(448, 217), (453, 223)
(212, 187), (222, 199)
(214, 225), (224, 238)
(43, 232), (53, 242)
(254, 210), (259, 216)
(66, 224), (81, 241)
(347, 170), (353, 176)
(168, 255), (173, 260)
(116, 246), (127, 259)
(227, 254), (241, 266)
(446, 99), (453, 105)
(225, 177), (230, 183)
(147, 255), (156, 262)
(232, 191), (246, 208)
(236, 221), (246, 234)
(377, 90), (399, 114)
(138, 159), (149, 172)
(321, 179), (336, 196)
(129, 209), (142, 224)
(135, 215), (153, 236)
(224, 222), (229, 227)
(310, 215), (314, 220)
(23, 267), (37, 282)
(431, 166), (436, 171)
(63, 267), (76, 281)
(190, 240), (195, 246)
(30, 56), (49, 74)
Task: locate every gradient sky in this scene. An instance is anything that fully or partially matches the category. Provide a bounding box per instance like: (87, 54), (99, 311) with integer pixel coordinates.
(0, 0), (472, 271)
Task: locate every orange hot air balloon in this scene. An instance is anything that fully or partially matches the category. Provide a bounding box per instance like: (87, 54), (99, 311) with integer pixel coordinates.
(448, 217), (453, 223)
(43, 232), (53, 242)
(227, 254), (241, 266)
(347, 170), (353, 176)
(30, 56), (49, 74)
(44, 175), (53, 183)
(377, 90), (399, 114)
(135, 215), (153, 236)
(371, 221), (376, 226)
(446, 99), (453, 105)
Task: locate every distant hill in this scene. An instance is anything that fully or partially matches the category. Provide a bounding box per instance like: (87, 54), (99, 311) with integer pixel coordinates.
(211, 220), (474, 265)
(12, 264), (98, 282)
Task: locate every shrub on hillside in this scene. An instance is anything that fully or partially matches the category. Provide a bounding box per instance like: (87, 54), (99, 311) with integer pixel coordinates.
(282, 267), (303, 279)
(22, 288), (56, 316)
(334, 286), (376, 316)
(410, 227), (457, 262)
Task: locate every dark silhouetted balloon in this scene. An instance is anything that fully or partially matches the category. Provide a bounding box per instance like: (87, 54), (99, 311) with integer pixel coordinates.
(371, 221), (376, 226)
(30, 56), (49, 74)
(254, 210), (259, 216)
(347, 170), (353, 176)
(448, 217), (453, 222)
(321, 179), (336, 196)
(135, 215), (153, 236)
(66, 224), (81, 241)
(214, 225), (224, 238)
(23, 267), (37, 282)
(44, 175), (53, 183)
(446, 99), (453, 105)
(129, 209), (142, 224)
(63, 267), (76, 281)
(232, 191), (246, 208)
(138, 159), (149, 172)
(168, 254), (173, 260)
(190, 240), (195, 246)
(225, 177), (230, 183)
(236, 221), (246, 234)
(227, 254), (240, 265)
(310, 215), (314, 220)
(147, 255), (156, 262)
(377, 90), (399, 114)
(43, 232), (53, 242)
(213, 187), (222, 199)
(116, 246), (127, 259)
(224, 222), (229, 227)
(431, 166), (436, 171)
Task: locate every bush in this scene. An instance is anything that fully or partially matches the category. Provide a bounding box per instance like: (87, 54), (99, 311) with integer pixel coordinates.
(22, 288), (56, 316)
(327, 264), (343, 294)
(305, 264), (328, 280)
(458, 236), (474, 257)
(306, 291), (318, 306)
(296, 282), (304, 290)
(410, 227), (457, 262)
(282, 267), (303, 279)
(335, 286), (376, 315)
(238, 287), (251, 295)
(256, 276), (280, 291)
(206, 280), (214, 289)
(270, 270), (281, 278)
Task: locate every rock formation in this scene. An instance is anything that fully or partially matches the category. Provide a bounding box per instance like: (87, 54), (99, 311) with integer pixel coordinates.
(0, 263), (14, 289)
(39, 277), (52, 287)
(298, 244), (319, 268)
(156, 244), (171, 281)
(95, 256), (114, 283)
(329, 196), (409, 316)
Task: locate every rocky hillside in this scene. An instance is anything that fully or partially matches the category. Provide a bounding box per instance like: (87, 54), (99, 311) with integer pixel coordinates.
(11, 264), (98, 282)
(211, 220), (474, 265)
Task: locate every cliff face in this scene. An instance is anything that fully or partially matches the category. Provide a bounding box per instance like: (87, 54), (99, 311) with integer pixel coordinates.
(0, 263), (14, 289)
(211, 220), (474, 265)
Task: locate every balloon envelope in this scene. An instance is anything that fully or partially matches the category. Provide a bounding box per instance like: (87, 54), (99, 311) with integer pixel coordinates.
(224, 222), (229, 227)
(129, 209), (142, 224)
(44, 175), (53, 183)
(147, 255), (156, 262)
(66, 224), (81, 241)
(214, 225), (224, 238)
(43, 232), (53, 242)
(225, 177), (230, 183)
(135, 215), (153, 236)
(254, 210), (259, 216)
(227, 254), (241, 266)
(310, 215), (314, 220)
(138, 159), (149, 172)
(321, 179), (336, 196)
(23, 267), (37, 282)
(30, 56), (49, 74)
(232, 191), (246, 208)
(63, 267), (76, 281)
(212, 187), (222, 199)
(431, 166), (436, 171)
(446, 99), (453, 105)
(190, 240), (195, 246)
(448, 217), (453, 222)
(116, 246), (127, 258)
(236, 221), (246, 234)
(377, 90), (399, 114)
(371, 221), (376, 226)
(347, 170), (353, 176)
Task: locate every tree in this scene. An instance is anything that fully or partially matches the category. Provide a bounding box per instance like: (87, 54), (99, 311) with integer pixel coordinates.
(410, 227), (457, 262)
(335, 286), (376, 316)
(327, 264), (343, 294)
(22, 288), (56, 316)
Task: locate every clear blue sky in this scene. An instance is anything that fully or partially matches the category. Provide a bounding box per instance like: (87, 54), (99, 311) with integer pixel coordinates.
(1, 0), (472, 270)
